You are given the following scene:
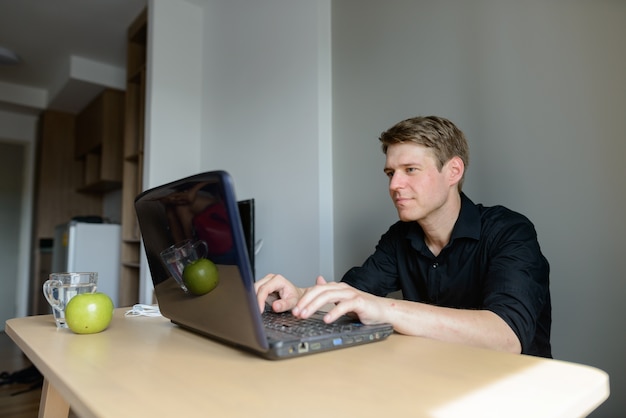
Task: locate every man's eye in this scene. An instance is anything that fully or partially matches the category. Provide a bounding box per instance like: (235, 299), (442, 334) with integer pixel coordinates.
(406, 167), (417, 173)
(385, 171), (394, 178)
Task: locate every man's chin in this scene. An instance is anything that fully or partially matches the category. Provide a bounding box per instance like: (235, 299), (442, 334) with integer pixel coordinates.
(396, 210), (417, 222)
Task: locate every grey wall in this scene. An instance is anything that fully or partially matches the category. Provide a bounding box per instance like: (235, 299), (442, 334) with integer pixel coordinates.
(147, 0), (622, 415)
(332, 1), (625, 416)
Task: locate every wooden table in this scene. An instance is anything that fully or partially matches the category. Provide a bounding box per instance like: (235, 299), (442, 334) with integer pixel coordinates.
(6, 308), (609, 418)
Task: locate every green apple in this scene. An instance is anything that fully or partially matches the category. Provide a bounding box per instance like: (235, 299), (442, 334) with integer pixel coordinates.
(183, 258), (219, 295)
(65, 292), (114, 334)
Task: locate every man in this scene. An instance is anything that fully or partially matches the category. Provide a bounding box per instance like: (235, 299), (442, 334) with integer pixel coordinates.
(255, 116), (551, 358)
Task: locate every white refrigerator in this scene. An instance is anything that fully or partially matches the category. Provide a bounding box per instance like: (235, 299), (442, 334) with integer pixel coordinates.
(51, 221), (121, 307)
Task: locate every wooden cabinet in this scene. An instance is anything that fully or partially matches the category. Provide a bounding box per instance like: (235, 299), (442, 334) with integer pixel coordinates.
(75, 89), (125, 193)
(30, 110), (104, 315)
(34, 111), (104, 238)
(119, 9), (147, 307)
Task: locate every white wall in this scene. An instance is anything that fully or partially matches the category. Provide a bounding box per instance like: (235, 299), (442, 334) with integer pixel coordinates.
(139, 0), (206, 303)
(199, 0), (333, 284)
(332, 1), (625, 417)
(144, 0), (205, 188)
(125, 0), (334, 302)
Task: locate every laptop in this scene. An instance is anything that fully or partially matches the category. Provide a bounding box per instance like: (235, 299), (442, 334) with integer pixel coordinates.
(134, 170), (393, 359)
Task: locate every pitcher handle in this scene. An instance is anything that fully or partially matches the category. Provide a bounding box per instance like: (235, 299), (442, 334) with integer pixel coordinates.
(42, 279), (64, 312)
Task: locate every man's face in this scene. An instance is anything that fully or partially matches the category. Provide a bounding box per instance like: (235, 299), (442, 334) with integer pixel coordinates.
(384, 142), (458, 223)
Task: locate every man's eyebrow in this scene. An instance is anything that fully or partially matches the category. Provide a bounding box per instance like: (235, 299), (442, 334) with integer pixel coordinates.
(385, 162), (422, 171)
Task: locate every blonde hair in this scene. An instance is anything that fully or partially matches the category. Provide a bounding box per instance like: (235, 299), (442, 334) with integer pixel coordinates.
(379, 116), (469, 190)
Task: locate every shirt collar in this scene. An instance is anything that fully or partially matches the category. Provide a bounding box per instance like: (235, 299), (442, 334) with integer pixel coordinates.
(407, 193), (481, 253)
(452, 193), (481, 241)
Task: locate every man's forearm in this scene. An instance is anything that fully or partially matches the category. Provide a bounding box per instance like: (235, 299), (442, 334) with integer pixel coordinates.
(381, 298), (522, 354)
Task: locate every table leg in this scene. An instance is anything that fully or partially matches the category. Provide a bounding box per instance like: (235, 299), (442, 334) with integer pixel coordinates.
(38, 378), (70, 418)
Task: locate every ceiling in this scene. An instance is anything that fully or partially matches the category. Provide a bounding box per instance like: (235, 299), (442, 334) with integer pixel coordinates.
(0, 0), (147, 116)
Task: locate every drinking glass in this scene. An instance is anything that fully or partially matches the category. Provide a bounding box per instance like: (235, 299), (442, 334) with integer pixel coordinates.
(43, 272), (98, 328)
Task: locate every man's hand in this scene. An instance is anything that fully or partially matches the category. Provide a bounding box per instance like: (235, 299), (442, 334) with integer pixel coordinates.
(255, 274), (389, 326)
(254, 273), (303, 314)
(292, 276), (388, 325)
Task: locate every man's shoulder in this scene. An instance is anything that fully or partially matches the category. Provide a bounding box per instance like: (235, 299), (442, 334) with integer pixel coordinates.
(459, 194), (534, 237)
(476, 202), (533, 225)
(462, 194), (529, 222)
(475, 202), (538, 241)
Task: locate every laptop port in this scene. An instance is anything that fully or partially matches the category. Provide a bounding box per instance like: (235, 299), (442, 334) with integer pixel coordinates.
(297, 342), (309, 353)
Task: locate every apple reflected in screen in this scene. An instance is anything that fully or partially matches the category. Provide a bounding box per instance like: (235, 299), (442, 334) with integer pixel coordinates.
(183, 258), (219, 295)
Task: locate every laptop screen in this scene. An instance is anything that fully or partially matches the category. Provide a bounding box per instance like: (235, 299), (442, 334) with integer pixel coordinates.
(134, 171), (267, 352)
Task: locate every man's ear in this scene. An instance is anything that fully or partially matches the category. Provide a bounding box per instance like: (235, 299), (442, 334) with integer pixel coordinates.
(446, 156), (465, 187)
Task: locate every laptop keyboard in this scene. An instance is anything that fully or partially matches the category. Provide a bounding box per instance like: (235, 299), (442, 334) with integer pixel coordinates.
(263, 311), (361, 338)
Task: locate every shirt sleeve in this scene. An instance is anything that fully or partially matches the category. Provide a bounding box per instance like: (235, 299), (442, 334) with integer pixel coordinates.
(480, 212), (550, 354)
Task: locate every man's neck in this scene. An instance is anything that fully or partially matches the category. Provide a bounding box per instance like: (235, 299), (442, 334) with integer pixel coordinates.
(419, 192), (462, 257)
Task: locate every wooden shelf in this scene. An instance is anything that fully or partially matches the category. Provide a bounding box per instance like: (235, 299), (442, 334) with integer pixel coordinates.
(78, 180), (123, 194)
(119, 8), (147, 307)
(127, 64), (147, 85)
(127, 9), (147, 81)
(75, 89), (125, 193)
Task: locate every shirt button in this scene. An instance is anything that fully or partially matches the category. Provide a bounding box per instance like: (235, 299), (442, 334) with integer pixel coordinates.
(432, 262), (438, 269)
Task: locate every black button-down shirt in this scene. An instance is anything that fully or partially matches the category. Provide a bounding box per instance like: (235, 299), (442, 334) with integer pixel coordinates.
(341, 193), (552, 358)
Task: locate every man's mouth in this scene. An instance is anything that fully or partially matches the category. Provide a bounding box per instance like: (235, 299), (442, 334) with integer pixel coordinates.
(394, 196), (411, 206)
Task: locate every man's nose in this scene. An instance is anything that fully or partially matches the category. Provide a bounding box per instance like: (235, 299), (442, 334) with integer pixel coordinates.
(389, 172), (403, 190)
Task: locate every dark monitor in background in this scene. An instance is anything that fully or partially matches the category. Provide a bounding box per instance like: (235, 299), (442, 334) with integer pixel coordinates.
(237, 199), (255, 277)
